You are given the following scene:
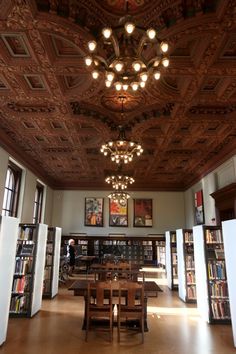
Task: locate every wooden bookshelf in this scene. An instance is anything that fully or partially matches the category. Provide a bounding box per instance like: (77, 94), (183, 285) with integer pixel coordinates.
(176, 229), (196, 303)
(0, 215), (19, 346)
(10, 223), (47, 318)
(166, 231), (178, 290)
(61, 234), (164, 266)
(157, 241), (166, 268)
(193, 225), (230, 323)
(222, 219), (236, 347)
(43, 227), (61, 299)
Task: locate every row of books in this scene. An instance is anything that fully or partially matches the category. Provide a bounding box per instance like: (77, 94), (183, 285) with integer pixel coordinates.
(44, 267), (52, 280)
(15, 257), (33, 274)
(46, 243), (53, 254)
(187, 285), (196, 299)
(208, 260), (226, 280)
(185, 255), (195, 269)
(18, 227), (34, 241)
(43, 279), (51, 294)
(209, 280), (229, 298)
(211, 299), (231, 319)
(206, 229), (223, 244)
(184, 232), (193, 242)
(12, 276), (30, 294)
(45, 254), (53, 266)
(10, 294), (29, 313)
(186, 271), (195, 284)
(16, 241), (35, 256)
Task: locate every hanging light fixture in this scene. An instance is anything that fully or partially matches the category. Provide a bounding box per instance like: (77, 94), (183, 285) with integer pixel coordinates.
(100, 96), (143, 163)
(84, 0), (170, 91)
(108, 190), (131, 203)
(100, 125), (143, 164)
(105, 174), (135, 190)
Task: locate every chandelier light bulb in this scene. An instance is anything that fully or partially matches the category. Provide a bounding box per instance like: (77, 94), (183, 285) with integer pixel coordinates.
(131, 82), (139, 91)
(124, 22), (135, 34)
(106, 72), (115, 82)
(105, 80), (112, 87)
(160, 41), (169, 53)
(123, 84), (128, 91)
(153, 59), (160, 67)
(140, 81), (146, 88)
(132, 61), (141, 72)
(115, 82), (122, 91)
(92, 70), (99, 79)
(140, 72), (148, 82)
(114, 62), (124, 72)
(102, 27), (112, 39)
(162, 57), (170, 67)
(88, 40), (97, 52)
(85, 56), (92, 66)
(154, 71), (161, 80)
(147, 28), (156, 40)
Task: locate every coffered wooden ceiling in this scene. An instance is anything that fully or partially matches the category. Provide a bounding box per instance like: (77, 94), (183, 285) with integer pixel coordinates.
(0, 0), (236, 190)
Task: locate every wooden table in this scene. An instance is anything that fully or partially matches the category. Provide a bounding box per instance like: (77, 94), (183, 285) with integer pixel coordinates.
(68, 280), (159, 331)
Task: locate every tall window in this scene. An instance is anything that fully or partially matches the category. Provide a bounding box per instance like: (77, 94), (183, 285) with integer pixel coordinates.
(33, 183), (44, 224)
(2, 162), (22, 217)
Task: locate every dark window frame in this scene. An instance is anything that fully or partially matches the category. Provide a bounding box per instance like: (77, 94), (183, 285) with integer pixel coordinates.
(33, 182), (44, 224)
(2, 161), (22, 217)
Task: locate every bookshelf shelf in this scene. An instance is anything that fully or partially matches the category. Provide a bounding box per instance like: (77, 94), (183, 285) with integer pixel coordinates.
(193, 225), (230, 324)
(166, 231), (178, 290)
(43, 227), (62, 299)
(0, 215), (19, 346)
(10, 223), (47, 318)
(222, 219), (236, 347)
(177, 229), (196, 303)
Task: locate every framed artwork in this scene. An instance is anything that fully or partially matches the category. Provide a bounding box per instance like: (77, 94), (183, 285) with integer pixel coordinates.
(109, 199), (128, 227)
(84, 197), (104, 227)
(133, 199), (153, 227)
(195, 190), (204, 225)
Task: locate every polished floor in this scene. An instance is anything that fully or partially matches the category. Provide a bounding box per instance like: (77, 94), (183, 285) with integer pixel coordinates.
(1, 269), (235, 354)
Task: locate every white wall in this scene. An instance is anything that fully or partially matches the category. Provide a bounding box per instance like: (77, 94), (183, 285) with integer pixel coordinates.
(51, 190), (186, 235)
(185, 156), (236, 228)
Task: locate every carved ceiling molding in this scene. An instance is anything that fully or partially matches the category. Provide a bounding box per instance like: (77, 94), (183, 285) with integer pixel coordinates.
(7, 102), (55, 113)
(189, 105), (236, 115)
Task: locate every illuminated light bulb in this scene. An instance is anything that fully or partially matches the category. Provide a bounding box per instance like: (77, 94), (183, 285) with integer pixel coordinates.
(88, 40), (96, 52)
(115, 62), (123, 72)
(124, 159), (128, 164)
(84, 56), (92, 66)
(123, 84), (128, 91)
(137, 151), (141, 156)
(105, 80), (112, 87)
(132, 61), (141, 72)
(104, 151), (108, 156)
(131, 82), (139, 91)
(111, 156), (115, 161)
(115, 82), (122, 91)
(154, 71), (161, 80)
(140, 72), (148, 82)
(137, 145), (142, 150)
(154, 59), (160, 67)
(147, 28), (156, 39)
(92, 70), (99, 79)
(140, 81), (146, 88)
(130, 142), (134, 147)
(102, 27), (112, 39)
(108, 141), (113, 146)
(140, 148), (144, 153)
(106, 72), (114, 81)
(162, 57), (170, 67)
(160, 41), (168, 53)
(125, 22), (135, 34)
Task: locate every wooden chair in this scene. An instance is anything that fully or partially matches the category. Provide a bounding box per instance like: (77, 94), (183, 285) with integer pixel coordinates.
(85, 281), (114, 342)
(117, 281), (145, 343)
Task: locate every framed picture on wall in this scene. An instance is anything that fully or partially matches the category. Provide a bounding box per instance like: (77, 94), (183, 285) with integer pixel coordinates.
(133, 199), (153, 227)
(84, 197), (104, 227)
(194, 190), (204, 225)
(109, 199), (128, 227)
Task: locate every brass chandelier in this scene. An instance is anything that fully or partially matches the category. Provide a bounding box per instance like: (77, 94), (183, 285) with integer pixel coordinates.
(105, 174), (135, 190)
(100, 126), (143, 164)
(84, 1), (169, 91)
(108, 190), (131, 203)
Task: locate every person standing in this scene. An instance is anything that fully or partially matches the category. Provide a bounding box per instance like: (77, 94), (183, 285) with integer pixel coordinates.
(67, 239), (76, 276)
